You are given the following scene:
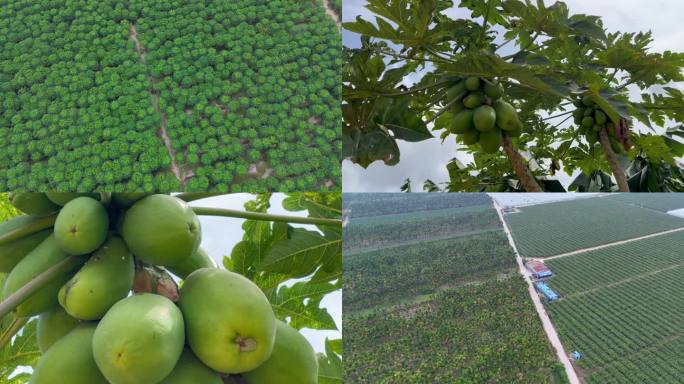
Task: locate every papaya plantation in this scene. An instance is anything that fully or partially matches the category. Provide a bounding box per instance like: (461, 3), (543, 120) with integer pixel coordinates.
(342, 0), (684, 192)
(0, 192), (342, 384)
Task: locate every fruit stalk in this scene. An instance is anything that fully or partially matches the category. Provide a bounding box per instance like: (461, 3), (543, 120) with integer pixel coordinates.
(192, 207), (341, 226)
(0, 316), (28, 349)
(0, 255), (85, 319)
(598, 128), (630, 192)
(132, 260), (179, 302)
(0, 215), (56, 246)
(175, 192), (225, 202)
(502, 135), (543, 192)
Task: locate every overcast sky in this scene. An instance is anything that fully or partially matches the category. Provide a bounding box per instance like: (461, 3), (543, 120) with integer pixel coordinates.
(190, 194), (341, 354)
(343, 0), (684, 192)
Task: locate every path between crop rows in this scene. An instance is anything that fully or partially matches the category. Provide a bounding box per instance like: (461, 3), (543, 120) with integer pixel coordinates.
(129, 24), (189, 185)
(493, 200), (581, 384)
(537, 226), (684, 261)
(323, 0), (341, 30)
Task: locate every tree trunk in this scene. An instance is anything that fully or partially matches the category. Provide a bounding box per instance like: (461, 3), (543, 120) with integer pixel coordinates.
(502, 135), (543, 192)
(598, 129), (630, 192)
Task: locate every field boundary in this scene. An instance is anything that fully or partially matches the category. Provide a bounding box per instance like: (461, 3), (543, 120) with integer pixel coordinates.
(493, 200), (581, 384)
(539, 226), (684, 261)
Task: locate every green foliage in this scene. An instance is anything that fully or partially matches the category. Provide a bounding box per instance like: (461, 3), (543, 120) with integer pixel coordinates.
(343, 0), (684, 191)
(0, 318), (40, 383)
(0, 1), (340, 191)
(505, 197), (684, 258)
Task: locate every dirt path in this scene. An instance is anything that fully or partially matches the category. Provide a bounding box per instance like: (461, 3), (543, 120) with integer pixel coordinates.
(493, 200), (581, 384)
(322, 0), (341, 30)
(539, 226), (684, 261)
(129, 24), (188, 185)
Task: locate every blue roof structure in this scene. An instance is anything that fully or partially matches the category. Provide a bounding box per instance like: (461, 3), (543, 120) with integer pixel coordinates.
(535, 281), (560, 301)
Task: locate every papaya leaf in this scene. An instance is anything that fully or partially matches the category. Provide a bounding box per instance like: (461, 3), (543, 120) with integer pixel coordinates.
(0, 319), (40, 382)
(259, 228), (341, 278)
(267, 281), (338, 331)
(317, 338), (343, 384)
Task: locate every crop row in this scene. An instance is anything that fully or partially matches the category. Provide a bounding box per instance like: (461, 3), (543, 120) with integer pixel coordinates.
(342, 193), (492, 217)
(606, 193), (684, 212)
(505, 197), (684, 257)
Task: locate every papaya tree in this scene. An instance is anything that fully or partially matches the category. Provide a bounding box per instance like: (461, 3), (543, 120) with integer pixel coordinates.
(0, 192), (342, 384)
(343, 0), (684, 192)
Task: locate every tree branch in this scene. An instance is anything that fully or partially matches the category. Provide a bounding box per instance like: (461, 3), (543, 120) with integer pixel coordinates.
(192, 207), (341, 226)
(598, 129), (630, 192)
(502, 135), (543, 192)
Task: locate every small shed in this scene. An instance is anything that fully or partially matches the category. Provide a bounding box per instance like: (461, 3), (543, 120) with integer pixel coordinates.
(526, 259), (553, 279)
(534, 281), (560, 302)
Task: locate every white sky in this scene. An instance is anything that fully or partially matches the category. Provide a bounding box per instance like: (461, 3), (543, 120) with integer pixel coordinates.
(343, 0), (684, 192)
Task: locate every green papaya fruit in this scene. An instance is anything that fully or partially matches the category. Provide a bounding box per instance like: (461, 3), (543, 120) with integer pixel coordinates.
(166, 248), (216, 279)
(8, 193), (60, 217)
(93, 293), (185, 384)
(586, 130), (599, 144)
(461, 129), (480, 145)
(450, 110), (475, 134)
(452, 100), (466, 114)
(46, 193), (98, 206)
(58, 237), (134, 320)
(572, 109), (584, 125)
(179, 269), (276, 374)
(465, 76), (481, 91)
(54, 197), (109, 255)
(483, 81), (504, 99)
(3, 235), (85, 317)
(473, 105), (496, 132)
(122, 195), (201, 266)
(582, 95), (595, 107)
(506, 126), (522, 138)
(607, 123), (616, 136)
(0, 216), (50, 272)
(572, 99), (584, 108)
(592, 124), (603, 133)
(581, 116), (594, 128)
(492, 100), (520, 131)
(446, 81), (467, 102)
(159, 349), (222, 384)
(243, 321), (318, 384)
(37, 306), (80, 353)
(594, 110), (607, 125)
(478, 130), (502, 154)
(462, 92), (485, 109)
(111, 193), (149, 207)
(30, 324), (108, 384)
(609, 136), (624, 154)
(583, 108), (594, 117)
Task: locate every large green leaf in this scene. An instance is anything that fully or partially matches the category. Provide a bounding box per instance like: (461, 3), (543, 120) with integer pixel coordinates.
(0, 319), (40, 382)
(267, 281), (339, 330)
(318, 338), (343, 384)
(259, 228), (341, 278)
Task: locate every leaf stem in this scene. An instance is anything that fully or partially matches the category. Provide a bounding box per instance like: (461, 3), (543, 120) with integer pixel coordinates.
(0, 255), (85, 320)
(192, 207), (341, 226)
(175, 192), (225, 202)
(0, 215), (56, 246)
(425, 91), (468, 124)
(0, 317), (28, 349)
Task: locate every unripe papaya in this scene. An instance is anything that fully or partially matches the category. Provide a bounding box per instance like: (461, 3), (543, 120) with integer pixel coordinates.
(37, 306), (80, 353)
(8, 193), (59, 217)
(450, 110), (475, 134)
(572, 109), (584, 125)
(0, 215), (50, 272)
(452, 100), (466, 114)
(58, 237), (134, 320)
(586, 130), (598, 144)
(572, 99), (584, 108)
(122, 195), (201, 266)
(607, 123), (616, 136)
(506, 126), (522, 138)
(594, 110), (607, 125)
(592, 124), (603, 133)
(582, 95), (595, 107)
(159, 349), (223, 384)
(479, 130), (502, 154)
(179, 269), (276, 374)
(473, 105), (496, 132)
(46, 193), (98, 206)
(93, 293), (185, 384)
(483, 81), (504, 100)
(243, 321), (318, 384)
(461, 129), (480, 145)
(463, 92), (485, 109)
(446, 81), (467, 102)
(492, 100), (520, 131)
(54, 197), (108, 255)
(581, 116), (594, 129)
(3, 235), (85, 317)
(30, 324), (108, 384)
(465, 76), (481, 91)
(111, 193), (148, 207)
(166, 248), (216, 279)
(609, 136), (624, 154)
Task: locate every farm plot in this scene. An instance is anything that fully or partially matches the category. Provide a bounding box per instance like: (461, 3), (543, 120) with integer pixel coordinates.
(342, 192), (492, 218)
(607, 193), (684, 213)
(0, 0), (340, 191)
(545, 231), (684, 383)
(505, 197), (684, 258)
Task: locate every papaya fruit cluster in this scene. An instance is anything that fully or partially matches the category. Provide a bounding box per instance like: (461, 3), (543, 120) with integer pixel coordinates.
(448, 77), (523, 153)
(1, 192), (318, 384)
(572, 96), (627, 154)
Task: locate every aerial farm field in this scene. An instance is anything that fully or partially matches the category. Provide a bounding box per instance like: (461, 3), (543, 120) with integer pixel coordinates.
(607, 193), (684, 212)
(343, 193), (563, 383)
(505, 197), (684, 258)
(0, 0), (340, 191)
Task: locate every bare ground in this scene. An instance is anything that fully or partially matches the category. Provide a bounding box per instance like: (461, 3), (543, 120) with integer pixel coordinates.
(322, 0), (341, 30)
